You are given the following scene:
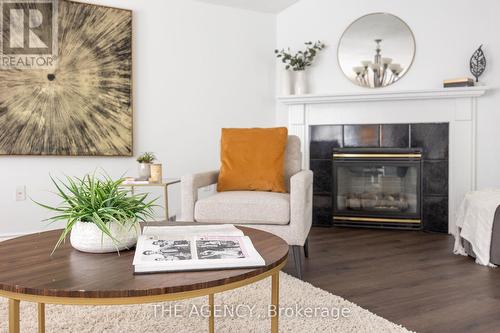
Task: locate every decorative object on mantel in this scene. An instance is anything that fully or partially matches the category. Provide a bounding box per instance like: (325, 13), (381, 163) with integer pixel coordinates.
(294, 70), (308, 95)
(338, 13), (415, 88)
(33, 173), (157, 254)
(0, 0), (132, 156)
(137, 152), (156, 180)
(443, 77), (475, 88)
(275, 41), (325, 95)
(470, 45), (486, 83)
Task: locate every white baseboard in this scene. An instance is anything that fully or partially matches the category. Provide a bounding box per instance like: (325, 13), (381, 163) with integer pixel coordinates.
(0, 229), (58, 241)
(0, 218), (177, 242)
(0, 232), (29, 241)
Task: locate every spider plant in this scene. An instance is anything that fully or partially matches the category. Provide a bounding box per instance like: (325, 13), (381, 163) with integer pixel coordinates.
(34, 172), (157, 254)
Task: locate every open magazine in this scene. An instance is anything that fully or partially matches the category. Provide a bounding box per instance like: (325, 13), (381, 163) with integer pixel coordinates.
(133, 225), (265, 273)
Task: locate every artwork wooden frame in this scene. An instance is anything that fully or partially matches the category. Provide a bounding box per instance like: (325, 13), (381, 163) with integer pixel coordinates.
(0, 0), (133, 156)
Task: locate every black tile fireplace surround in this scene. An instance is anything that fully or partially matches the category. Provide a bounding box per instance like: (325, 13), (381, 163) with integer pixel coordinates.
(310, 123), (449, 233)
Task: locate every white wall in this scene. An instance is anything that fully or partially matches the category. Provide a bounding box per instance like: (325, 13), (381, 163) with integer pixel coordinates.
(6, 0), (500, 237)
(276, 0), (500, 189)
(0, 0), (276, 237)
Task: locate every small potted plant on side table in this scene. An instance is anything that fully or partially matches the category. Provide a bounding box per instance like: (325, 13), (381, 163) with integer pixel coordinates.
(34, 172), (157, 254)
(137, 152), (156, 181)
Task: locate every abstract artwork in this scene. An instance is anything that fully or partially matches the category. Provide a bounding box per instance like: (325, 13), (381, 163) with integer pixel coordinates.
(0, 0), (132, 155)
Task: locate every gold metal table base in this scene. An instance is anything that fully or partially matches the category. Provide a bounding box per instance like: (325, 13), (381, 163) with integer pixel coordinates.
(38, 303), (45, 333)
(8, 299), (19, 333)
(271, 271), (279, 332)
(4, 262), (284, 333)
(208, 293), (215, 333)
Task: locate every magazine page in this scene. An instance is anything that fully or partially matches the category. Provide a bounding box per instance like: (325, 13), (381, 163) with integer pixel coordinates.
(133, 235), (196, 266)
(133, 234), (265, 273)
(195, 236), (249, 260)
(194, 236), (265, 267)
(239, 236), (266, 265)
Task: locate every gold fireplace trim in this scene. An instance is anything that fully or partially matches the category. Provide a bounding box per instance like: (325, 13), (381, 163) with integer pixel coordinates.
(333, 216), (421, 224)
(333, 153), (422, 158)
(332, 153), (422, 159)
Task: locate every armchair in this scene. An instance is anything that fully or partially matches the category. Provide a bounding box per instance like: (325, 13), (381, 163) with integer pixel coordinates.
(181, 135), (313, 278)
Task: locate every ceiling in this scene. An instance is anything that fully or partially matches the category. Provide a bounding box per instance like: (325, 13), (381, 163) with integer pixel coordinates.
(193, 0), (299, 13)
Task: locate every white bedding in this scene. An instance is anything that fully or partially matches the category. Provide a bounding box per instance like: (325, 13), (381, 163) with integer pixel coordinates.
(453, 189), (500, 267)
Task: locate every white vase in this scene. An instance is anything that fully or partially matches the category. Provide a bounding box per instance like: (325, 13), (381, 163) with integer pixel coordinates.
(294, 70), (308, 95)
(70, 221), (140, 253)
(138, 163), (151, 180)
(281, 69), (293, 95)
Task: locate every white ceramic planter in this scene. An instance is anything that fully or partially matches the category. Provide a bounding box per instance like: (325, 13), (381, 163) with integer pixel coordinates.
(294, 70), (308, 95)
(138, 163), (151, 180)
(70, 221), (140, 253)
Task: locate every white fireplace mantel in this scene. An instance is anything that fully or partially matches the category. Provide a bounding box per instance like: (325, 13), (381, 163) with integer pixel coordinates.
(278, 86), (490, 233)
(278, 86), (488, 105)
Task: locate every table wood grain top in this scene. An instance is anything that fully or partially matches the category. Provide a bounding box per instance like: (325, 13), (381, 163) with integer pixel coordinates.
(0, 224), (288, 298)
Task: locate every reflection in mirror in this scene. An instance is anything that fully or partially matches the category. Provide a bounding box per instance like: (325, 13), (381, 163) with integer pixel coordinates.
(338, 13), (415, 88)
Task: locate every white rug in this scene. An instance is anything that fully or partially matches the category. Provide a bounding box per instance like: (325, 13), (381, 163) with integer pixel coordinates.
(0, 272), (413, 332)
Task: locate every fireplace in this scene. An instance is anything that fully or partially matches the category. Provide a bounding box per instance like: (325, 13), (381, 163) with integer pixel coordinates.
(279, 87), (488, 233)
(332, 148), (423, 229)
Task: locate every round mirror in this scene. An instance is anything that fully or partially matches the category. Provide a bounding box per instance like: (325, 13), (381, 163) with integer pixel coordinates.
(338, 13), (415, 88)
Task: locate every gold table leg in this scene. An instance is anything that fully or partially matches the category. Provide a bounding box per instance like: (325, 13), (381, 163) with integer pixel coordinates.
(38, 303), (45, 333)
(163, 185), (169, 221)
(271, 272), (279, 333)
(208, 294), (215, 333)
(8, 299), (20, 333)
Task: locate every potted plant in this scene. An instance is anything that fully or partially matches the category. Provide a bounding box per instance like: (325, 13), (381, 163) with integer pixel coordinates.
(34, 173), (157, 254)
(137, 152), (156, 180)
(275, 41), (325, 95)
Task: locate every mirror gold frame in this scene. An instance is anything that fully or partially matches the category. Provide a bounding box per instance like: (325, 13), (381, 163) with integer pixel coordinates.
(338, 13), (416, 89)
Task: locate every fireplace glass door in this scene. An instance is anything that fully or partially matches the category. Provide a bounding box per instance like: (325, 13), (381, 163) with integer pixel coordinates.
(333, 161), (421, 219)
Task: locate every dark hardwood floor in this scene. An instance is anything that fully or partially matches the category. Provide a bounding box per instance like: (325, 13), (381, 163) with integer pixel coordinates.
(282, 226), (500, 333)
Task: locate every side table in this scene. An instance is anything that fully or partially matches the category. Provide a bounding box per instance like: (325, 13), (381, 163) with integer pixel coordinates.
(122, 178), (180, 220)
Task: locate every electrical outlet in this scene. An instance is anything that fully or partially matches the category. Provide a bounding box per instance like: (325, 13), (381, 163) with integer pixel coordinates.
(16, 186), (26, 201)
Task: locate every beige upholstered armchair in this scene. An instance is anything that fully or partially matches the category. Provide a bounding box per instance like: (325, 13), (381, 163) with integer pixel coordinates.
(181, 135), (313, 278)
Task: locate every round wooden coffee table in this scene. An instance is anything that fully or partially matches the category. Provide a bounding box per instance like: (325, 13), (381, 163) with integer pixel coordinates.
(0, 225), (288, 333)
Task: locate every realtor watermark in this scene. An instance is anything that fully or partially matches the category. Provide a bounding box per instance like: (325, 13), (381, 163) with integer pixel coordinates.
(0, 0), (58, 69)
(151, 303), (352, 320)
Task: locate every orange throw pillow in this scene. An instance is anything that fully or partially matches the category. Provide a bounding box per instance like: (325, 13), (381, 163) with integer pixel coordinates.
(217, 127), (288, 193)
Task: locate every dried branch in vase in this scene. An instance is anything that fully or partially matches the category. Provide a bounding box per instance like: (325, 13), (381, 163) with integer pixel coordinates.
(274, 41), (325, 71)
